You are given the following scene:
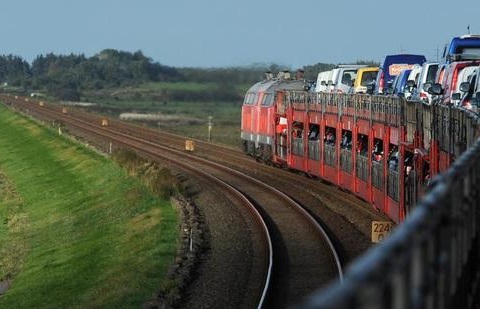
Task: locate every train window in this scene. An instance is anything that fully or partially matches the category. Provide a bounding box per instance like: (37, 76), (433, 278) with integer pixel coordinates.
(340, 129), (353, 174)
(340, 130), (352, 149)
(261, 93), (274, 106)
(324, 126), (336, 167)
(243, 93), (250, 105)
(308, 125), (320, 161)
(242, 93), (249, 104)
(308, 124), (320, 140)
(244, 93), (253, 105)
(404, 151), (414, 175)
(403, 150), (415, 211)
(356, 134), (368, 157)
(292, 122), (303, 138)
(386, 143), (400, 201)
(243, 92), (258, 105)
(387, 144), (399, 171)
(251, 93), (259, 105)
(356, 134), (369, 180)
(324, 126), (336, 145)
(292, 122), (304, 156)
(372, 138), (383, 162)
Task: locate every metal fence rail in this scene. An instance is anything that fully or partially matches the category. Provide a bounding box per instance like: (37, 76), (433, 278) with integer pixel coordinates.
(301, 137), (480, 309)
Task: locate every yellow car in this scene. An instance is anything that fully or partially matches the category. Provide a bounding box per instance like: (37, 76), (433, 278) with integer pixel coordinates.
(353, 67), (379, 94)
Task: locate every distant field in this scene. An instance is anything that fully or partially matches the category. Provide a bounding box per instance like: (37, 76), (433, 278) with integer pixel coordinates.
(143, 81), (218, 91)
(87, 81), (250, 101)
(0, 104), (178, 307)
(141, 81), (250, 95)
(78, 81), (248, 148)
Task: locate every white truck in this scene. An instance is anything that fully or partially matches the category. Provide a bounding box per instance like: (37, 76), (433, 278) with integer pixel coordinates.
(315, 65), (366, 94)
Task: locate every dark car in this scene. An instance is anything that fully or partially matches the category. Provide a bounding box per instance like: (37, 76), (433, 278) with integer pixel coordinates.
(388, 69), (412, 98)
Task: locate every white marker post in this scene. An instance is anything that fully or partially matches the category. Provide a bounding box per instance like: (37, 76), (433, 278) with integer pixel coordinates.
(208, 116), (213, 142)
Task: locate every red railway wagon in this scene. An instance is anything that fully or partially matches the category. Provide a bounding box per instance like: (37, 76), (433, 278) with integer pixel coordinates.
(277, 93), (405, 221)
(243, 90), (408, 222)
(241, 76), (480, 223)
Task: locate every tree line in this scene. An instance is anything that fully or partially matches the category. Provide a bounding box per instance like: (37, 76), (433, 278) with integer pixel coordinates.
(0, 50), (184, 100)
(0, 49), (374, 102)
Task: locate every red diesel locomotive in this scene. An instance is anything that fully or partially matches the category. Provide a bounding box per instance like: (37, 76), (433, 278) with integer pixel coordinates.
(241, 74), (480, 223)
(241, 71), (310, 162)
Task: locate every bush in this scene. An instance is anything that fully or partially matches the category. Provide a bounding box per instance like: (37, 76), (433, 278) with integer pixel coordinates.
(112, 149), (182, 199)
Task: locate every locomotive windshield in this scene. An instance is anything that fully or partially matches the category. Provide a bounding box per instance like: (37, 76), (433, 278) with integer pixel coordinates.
(243, 92), (258, 105)
(261, 93), (275, 106)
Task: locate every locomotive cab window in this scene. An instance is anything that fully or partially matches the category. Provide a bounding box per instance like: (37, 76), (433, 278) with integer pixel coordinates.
(243, 92), (258, 105)
(261, 93), (275, 106)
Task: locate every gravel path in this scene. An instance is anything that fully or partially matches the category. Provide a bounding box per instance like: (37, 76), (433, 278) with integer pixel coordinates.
(173, 171), (256, 309)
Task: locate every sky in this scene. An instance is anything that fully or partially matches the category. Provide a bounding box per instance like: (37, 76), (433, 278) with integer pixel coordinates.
(0, 0), (479, 69)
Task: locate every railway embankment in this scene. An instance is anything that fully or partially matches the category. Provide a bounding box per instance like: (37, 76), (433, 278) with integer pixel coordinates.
(0, 105), (181, 307)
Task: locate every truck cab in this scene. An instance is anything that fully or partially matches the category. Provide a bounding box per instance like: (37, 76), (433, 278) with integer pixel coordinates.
(410, 62), (439, 104)
(429, 60), (480, 105)
(444, 34), (480, 63)
(314, 70), (333, 92)
(458, 67), (480, 111)
(373, 54), (426, 94)
(325, 65), (366, 94)
(353, 67), (379, 94)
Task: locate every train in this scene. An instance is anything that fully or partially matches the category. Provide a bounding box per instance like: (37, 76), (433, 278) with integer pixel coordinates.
(241, 71), (480, 223)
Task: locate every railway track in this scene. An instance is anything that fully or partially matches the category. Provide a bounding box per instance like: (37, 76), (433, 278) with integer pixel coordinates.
(40, 100), (389, 266)
(3, 96), (345, 308)
(26, 100), (390, 238)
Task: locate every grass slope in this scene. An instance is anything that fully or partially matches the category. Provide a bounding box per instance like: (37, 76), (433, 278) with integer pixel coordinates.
(0, 104), (178, 307)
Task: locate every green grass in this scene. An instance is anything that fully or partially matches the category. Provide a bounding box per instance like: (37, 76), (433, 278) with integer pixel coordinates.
(142, 81), (218, 92)
(0, 104), (178, 307)
(131, 81), (249, 93)
(88, 82), (219, 103)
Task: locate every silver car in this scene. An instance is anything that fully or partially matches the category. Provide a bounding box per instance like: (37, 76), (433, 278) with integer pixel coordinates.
(410, 62), (439, 104)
